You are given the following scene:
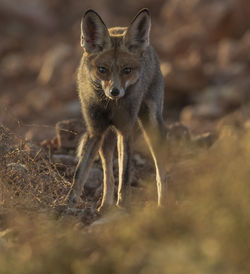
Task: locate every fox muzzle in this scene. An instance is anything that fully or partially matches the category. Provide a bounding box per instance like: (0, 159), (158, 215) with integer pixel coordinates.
(106, 87), (125, 100)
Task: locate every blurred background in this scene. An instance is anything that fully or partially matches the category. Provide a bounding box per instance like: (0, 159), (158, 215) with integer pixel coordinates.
(1, 0), (250, 141)
(1, 2), (250, 272)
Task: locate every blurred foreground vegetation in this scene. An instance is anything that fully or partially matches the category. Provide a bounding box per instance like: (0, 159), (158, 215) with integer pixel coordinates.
(1, 125), (250, 274)
(1, 0), (250, 273)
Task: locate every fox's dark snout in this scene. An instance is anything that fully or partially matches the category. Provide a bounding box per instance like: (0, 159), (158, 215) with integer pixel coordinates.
(105, 86), (125, 100)
(110, 88), (120, 97)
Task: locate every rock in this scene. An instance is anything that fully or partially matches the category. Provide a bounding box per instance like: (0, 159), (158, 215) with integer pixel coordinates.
(218, 31), (250, 66)
(180, 105), (222, 134)
(51, 154), (78, 165)
(196, 84), (247, 112)
(163, 60), (207, 94)
(56, 119), (85, 150)
(191, 132), (217, 148)
(181, 82), (249, 125)
(25, 126), (55, 144)
(167, 123), (191, 141)
(204, 62), (247, 85)
(182, 104), (224, 122)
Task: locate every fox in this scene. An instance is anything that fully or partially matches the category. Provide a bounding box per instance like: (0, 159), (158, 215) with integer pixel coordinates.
(67, 8), (167, 211)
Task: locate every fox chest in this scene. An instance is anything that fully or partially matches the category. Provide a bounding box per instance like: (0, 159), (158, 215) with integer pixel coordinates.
(84, 102), (135, 135)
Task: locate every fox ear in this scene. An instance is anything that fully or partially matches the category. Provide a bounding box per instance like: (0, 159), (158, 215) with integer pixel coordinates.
(81, 10), (110, 52)
(124, 8), (151, 52)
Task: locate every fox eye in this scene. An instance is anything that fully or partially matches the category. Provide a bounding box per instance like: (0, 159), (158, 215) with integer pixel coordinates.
(98, 66), (107, 74)
(123, 67), (132, 74)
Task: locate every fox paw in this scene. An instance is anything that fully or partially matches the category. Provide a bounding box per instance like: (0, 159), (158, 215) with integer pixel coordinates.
(66, 189), (82, 207)
(97, 203), (116, 215)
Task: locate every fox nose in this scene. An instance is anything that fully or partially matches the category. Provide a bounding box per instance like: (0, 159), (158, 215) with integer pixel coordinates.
(110, 88), (120, 97)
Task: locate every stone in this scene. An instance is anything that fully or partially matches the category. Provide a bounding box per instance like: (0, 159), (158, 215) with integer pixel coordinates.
(163, 61), (207, 94)
(191, 132), (217, 148)
(25, 126), (55, 144)
(56, 119), (85, 150)
(51, 154), (78, 166)
(167, 123), (191, 141)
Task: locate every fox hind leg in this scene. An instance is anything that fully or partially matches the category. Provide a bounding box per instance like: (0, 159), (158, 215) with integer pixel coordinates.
(138, 104), (167, 206)
(67, 133), (102, 206)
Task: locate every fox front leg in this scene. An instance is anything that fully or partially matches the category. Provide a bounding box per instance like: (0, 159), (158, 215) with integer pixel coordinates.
(67, 133), (102, 207)
(116, 133), (132, 207)
(98, 129), (116, 212)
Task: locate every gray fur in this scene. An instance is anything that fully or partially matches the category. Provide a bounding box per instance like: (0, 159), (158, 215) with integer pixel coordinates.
(67, 8), (167, 210)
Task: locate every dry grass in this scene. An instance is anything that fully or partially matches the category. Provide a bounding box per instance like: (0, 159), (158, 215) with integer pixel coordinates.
(0, 124), (250, 274)
(0, 125), (70, 208)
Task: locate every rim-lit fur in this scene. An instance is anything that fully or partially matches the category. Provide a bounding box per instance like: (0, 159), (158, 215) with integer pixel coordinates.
(67, 9), (167, 211)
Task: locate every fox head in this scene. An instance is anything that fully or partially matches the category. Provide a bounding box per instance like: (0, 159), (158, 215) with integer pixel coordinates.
(80, 9), (151, 100)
